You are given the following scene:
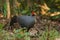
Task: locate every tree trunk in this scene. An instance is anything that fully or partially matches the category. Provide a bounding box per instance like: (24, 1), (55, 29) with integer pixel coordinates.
(6, 0), (10, 19)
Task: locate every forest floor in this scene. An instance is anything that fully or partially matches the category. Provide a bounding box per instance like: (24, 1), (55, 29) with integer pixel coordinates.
(0, 16), (60, 40)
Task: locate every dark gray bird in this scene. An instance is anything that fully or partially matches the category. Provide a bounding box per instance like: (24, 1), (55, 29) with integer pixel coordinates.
(10, 11), (36, 31)
(17, 16), (35, 31)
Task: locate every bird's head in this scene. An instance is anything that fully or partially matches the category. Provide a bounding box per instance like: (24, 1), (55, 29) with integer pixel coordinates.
(31, 11), (36, 16)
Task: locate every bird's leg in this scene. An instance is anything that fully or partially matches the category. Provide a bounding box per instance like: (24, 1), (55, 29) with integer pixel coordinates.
(22, 27), (27, 32)
(27, 27), (31, 32)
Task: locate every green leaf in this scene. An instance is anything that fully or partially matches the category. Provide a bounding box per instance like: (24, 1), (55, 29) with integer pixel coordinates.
(0, 24), (4, 29)
(15, 33), (24, 38)
(3, 3), (7, 17)
(21, 10), (28, 14)
(51, 15), (60, 20)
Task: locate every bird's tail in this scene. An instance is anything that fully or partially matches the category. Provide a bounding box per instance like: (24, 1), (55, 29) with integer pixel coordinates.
(10, 15), (17, 26)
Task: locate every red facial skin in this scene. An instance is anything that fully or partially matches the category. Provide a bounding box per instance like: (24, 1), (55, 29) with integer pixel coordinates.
(32, 11), (35, 16)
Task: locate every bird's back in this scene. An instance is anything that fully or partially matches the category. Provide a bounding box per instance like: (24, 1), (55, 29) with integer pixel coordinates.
(17, 16), (35, 28)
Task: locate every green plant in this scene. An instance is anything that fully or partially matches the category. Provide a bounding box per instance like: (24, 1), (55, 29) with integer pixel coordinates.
(50, 14), (60, 20)
(14, 29), (30, 40)
(0, 29), (15, 40)
(24, 32), (30, 40)
(0, 23), (4, 29)
(39, 30), (48, 40)
(3, 2), (7, 17)
(38, 26), (60, 40)
(49, 28), (59, 40)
